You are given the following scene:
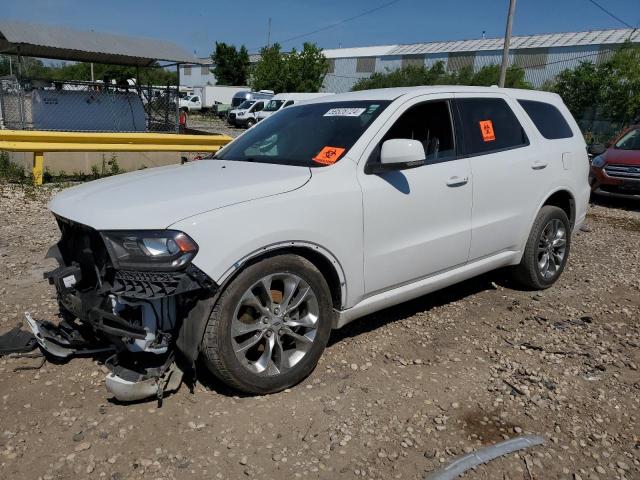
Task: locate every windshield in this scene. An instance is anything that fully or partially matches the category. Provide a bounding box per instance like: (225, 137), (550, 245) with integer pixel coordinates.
(264, 100), (285, 112)
(615, 128), (640, 150)
(236, 100), (255, 110)
(232, 96), (248, 107)
(215, 100), (390, 167)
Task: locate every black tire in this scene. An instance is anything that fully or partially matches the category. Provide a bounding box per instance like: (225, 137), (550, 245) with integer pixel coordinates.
(513, 205), (571, 290)
(201, 254), (333, 394)
(245, 118), (256, 128)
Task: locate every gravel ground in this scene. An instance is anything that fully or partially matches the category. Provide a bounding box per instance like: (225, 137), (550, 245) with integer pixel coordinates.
(0, 183), (638, 480)
(186, 114), (244, 137)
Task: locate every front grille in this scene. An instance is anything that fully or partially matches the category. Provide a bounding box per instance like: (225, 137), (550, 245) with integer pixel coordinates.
(55, 217), (111, 288)
(604, 164), (640, 179)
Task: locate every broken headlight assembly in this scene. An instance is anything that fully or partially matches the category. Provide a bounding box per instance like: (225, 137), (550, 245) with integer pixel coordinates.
(101, 230), (198, 271)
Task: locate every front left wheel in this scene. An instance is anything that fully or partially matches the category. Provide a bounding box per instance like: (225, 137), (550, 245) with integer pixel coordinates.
(201, 254), (333, 394)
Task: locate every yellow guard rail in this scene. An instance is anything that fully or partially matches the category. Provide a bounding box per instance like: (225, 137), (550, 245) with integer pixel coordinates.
(0, 130), (234, 185)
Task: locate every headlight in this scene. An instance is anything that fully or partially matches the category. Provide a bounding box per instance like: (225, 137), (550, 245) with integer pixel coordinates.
(101, 230), (198, 271)
(591, 155), (606, 168)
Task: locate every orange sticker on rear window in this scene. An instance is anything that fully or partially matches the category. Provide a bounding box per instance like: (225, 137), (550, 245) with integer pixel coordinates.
(313, 146), (345, 165)
(479, 120), (496, 142)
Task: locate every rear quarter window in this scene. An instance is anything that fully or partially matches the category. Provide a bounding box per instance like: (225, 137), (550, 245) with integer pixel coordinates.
(456, 98), (529, 156)
(518, 100), (574, 140)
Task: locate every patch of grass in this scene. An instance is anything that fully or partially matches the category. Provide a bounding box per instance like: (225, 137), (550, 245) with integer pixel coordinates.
(1, 151), (129, 185)
(0, 151), (28, 183)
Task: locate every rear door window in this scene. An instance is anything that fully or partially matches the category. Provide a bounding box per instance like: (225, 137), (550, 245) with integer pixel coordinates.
(518, 100), (573, 139)
(455, 98), (528, 156)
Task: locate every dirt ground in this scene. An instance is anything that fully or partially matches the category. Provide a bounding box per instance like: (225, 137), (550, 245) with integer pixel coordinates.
(0, 183), (638, 480)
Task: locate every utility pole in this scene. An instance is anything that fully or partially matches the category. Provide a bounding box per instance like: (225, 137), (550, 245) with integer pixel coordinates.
(90, 62), (94, 82)
(499, 0), (517, 88)
(267, 17), (272, 48)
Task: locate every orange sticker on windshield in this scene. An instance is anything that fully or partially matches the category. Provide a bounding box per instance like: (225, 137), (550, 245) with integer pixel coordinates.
(313, 146), (345, 165)
(479, 120), (496, 142)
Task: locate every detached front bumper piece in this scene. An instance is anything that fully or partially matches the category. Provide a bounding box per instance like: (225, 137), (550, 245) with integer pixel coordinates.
(24, 312), (114, 358)
(105, 354), (183, 403)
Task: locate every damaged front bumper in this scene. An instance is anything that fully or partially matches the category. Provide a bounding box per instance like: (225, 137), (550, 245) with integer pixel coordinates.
(31, 217), (218, 402)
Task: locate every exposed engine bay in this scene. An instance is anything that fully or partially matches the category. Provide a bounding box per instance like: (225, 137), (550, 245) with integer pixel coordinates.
(26, 215), (217, 403)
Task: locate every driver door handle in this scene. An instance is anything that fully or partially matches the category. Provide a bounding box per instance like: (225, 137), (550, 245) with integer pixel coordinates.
(446, 176), (468, 187)
(531, 161), (548, 170)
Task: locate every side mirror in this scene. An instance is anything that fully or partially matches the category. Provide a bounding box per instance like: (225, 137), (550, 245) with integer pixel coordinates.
(588, 143), (606, 156)
(365, 139), (426, 174)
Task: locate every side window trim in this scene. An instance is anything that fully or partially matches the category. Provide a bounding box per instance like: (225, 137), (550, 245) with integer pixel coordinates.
(364, 98), (460, 172)
(452, 97), (531, 159)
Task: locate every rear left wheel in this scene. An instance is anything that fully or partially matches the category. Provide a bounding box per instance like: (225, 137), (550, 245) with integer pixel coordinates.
(201, 255), (333, 394)
(513, 205), (571, 290)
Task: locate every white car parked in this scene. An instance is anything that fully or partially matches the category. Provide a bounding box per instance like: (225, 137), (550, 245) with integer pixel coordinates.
(227, 99), (267, 128)
(34, 86), (589, 401)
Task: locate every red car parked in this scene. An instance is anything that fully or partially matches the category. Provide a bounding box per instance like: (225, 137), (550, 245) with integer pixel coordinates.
(589, 126), (640, 196)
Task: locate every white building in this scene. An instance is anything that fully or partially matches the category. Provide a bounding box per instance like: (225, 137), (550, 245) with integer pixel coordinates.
(179, 58), (215, 88)
(321, 28), (640, 93)
(179, 54), (262, 89)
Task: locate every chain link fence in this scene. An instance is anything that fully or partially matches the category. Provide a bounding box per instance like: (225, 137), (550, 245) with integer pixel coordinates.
(0, 76), (179, 133)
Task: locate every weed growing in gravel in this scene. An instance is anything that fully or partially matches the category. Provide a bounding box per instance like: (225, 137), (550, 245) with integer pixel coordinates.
(0, 151), (27, 183)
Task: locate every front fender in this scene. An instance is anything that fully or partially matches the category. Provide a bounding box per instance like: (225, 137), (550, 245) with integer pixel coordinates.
(169, 164), (365, 309)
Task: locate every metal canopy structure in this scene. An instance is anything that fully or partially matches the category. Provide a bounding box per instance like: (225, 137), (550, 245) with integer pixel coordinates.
(0, 20), (205, 66)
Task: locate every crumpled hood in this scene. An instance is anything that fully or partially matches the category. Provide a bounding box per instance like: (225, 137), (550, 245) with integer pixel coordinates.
(49, 160), (311, 230)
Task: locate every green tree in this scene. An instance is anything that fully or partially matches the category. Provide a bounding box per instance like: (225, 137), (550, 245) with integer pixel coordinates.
(284, 43), (329, 92)
(251, 43), (286, 92)
(544, 61), (601, 123)
(602, 44), (640, 124)
(352, 62), (454, 91)
(545, 42), (640, 126)
(0, 56), (177, 85)
(251, 42), (328, 93)
(352, 61), (531, 91)
(211, 42), (250, 85)
(469, 64), (531, 88)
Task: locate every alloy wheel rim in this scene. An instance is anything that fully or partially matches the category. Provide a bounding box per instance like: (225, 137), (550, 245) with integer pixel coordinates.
(537, 218), (567, 280)
(231, 273), (319, 376)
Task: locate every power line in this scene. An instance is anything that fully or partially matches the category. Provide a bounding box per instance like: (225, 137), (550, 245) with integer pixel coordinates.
(585, 0), (635, 29)
(251, 0), (402, 51)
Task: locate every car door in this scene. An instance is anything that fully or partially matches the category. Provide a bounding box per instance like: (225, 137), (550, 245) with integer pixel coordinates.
(358, 95), (473, 294)
(453, 93), (551, 261)
(250, 101), (264, 118)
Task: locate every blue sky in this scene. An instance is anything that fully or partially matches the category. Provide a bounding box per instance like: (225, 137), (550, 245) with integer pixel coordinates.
(4, 0), (639, 57)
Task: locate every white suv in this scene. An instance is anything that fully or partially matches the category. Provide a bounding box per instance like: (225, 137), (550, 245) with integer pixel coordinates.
(34, 86), (589, 401)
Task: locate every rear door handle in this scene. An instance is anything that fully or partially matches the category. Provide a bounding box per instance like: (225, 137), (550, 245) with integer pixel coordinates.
(531, 161), (548, 170)
(446, 176), (468, 187)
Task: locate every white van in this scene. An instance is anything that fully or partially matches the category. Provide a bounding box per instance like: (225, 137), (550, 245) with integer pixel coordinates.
(256, 93), (333, 122)
(227, 99), (268, 128)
